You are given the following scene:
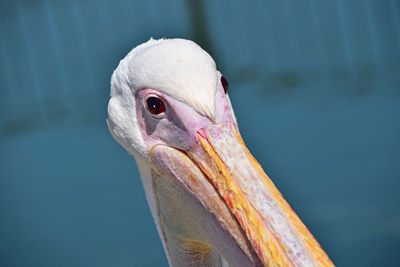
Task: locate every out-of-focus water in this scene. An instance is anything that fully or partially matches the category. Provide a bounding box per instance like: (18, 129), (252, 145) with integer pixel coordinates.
(1, 0), (399, 266)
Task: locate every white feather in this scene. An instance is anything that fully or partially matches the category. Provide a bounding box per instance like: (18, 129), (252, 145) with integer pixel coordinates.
(107, 38), (221, 266)
(112, 38), (218, 119)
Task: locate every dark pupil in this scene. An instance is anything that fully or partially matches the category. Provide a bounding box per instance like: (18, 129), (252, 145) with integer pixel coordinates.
(221, 76), (228, 93)
(146, 97), (165, 115)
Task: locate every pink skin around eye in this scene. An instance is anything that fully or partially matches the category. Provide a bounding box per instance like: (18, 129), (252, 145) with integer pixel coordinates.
(135, 88), (210, 153)
(215, 71), (237, 129)
(135, 71), (237, 154)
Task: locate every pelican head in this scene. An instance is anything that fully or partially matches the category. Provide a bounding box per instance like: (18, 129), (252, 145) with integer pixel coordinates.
(107, 38), (333, 266)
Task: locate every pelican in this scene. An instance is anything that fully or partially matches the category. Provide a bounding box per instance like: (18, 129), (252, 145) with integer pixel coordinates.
(107, 38), (333, 266)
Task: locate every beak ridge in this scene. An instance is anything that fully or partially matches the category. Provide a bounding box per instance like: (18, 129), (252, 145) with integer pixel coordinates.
(189, 122), (333, 267)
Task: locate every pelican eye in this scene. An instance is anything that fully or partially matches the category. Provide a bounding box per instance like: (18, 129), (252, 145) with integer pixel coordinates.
(221, 76), (228, 93)
(146, 96), (166, 116)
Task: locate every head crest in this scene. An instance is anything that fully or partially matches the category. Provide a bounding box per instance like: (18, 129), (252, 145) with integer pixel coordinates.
(111, 38), (218, 119)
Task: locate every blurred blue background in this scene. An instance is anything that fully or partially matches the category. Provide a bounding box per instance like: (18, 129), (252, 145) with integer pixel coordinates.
(1, 0), (399, 266)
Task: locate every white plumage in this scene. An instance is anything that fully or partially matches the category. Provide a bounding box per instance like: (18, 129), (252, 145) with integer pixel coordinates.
(107, 38), (333, 267)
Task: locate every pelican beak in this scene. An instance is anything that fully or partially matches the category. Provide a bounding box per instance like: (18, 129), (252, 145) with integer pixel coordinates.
(151, 122), (333, 266)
